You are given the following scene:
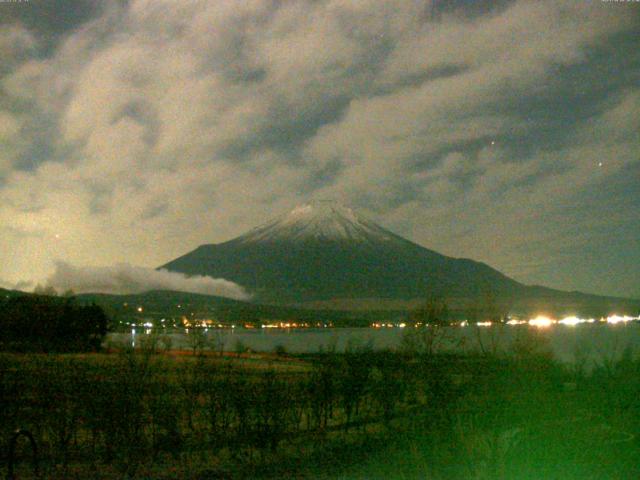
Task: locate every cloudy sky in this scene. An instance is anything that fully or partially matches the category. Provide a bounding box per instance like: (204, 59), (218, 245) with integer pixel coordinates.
(0, 0), (638, 298)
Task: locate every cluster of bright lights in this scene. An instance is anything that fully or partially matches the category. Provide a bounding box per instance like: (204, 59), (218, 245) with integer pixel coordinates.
(368, 314), (640, 330)
(506, 319), (527, 325)
(258, 322), (333, 329)
(558, 316), (581, 326)
(528, 316), (554, 328)
(372, 322), (406, 328)
(606, 314), (637, 324)
(558, 316), (595, 326)
(461, 313), (639, 328)
(262, 322), (314, 329)
(125, 312), (639, 335)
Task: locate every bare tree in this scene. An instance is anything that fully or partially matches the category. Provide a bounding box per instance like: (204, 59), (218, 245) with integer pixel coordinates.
(401, 297), (450, 356)
(466, 291), (509, 356)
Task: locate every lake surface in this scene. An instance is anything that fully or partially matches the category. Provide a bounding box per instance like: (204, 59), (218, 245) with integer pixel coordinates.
(108, 322), (640, 366)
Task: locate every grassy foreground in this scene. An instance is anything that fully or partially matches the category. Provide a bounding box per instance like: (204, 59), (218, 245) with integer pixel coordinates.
(1, 335), (639, 479)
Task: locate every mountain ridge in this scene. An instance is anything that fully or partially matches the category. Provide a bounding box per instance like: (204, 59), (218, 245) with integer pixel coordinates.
(160, 202), (639, 314)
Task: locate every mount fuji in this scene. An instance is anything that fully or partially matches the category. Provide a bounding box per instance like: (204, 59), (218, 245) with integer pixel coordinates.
(160, 201), (638, 313)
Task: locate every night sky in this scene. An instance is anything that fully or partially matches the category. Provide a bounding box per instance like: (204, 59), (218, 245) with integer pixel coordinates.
(1, 0), (638, 298)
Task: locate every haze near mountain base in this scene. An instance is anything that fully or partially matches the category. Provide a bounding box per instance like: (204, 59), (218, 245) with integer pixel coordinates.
(45, 262), (250, 300)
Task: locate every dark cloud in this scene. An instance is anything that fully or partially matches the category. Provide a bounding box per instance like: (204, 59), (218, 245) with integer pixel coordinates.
(432, 0), (516, 18)
(0, 0), (114, 51)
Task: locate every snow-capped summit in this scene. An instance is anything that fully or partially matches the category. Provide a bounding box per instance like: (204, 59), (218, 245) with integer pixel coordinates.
(160, 200), (522, 304)
(237, 200), (397, 243)
(159, 202), (638, 312)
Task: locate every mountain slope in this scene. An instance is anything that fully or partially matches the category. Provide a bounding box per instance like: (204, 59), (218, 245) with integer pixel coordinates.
(160, 201), (523, 303)
(160, 201), (639, 314)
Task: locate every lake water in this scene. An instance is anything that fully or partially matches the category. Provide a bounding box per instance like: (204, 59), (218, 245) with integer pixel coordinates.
(108, 322), (640, 366)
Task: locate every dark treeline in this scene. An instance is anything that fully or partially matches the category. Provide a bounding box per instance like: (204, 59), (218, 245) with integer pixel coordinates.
(1, 339), (639, 479)
(0, 294), (108, 352)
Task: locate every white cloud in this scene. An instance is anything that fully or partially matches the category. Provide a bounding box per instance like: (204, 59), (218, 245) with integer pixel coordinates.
(0, 0), (637, 297)
(45, 261), (250, 299)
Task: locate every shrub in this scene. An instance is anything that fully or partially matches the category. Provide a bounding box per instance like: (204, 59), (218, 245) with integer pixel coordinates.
(0, 294), (108, 352)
